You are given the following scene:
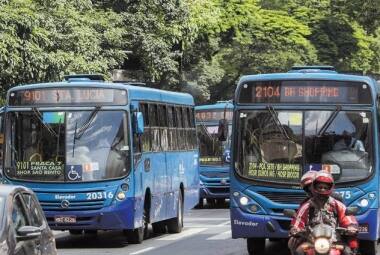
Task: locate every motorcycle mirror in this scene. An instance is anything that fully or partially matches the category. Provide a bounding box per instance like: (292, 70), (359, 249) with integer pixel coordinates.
(283, 209), (296, 218)
(345, 206), (359, 216)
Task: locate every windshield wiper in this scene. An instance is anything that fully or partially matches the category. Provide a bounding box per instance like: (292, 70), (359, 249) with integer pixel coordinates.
(267, 106), (290, 140)
(72, 107), (101, 157)
(74, 106), (101, 140)
(32, 108), (58, 138)
(317, 105), (341, 136)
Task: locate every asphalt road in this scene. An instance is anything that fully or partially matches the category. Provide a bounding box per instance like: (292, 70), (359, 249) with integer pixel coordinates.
(55, 202), (291, 255)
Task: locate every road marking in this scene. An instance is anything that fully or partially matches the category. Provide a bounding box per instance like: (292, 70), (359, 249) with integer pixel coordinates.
(157, 228), (207, 241)
(130, 247), (155, 254)
(216, 220), (230, 226)
(185, 217), (229, 221)
(207, 230), (231, 240)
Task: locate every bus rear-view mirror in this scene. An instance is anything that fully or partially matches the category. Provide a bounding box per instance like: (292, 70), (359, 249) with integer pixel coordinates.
(134, 112), (144, 135)
(218, 119), (229, 142)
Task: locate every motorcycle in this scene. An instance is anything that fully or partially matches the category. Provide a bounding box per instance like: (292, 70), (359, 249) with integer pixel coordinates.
(284, 207), (358, 255)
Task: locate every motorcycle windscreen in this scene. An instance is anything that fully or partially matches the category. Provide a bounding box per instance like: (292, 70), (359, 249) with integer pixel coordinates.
(312, 224), (333, 239)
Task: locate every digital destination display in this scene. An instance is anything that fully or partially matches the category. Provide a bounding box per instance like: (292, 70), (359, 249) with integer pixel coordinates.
(8, 87), (128, 106)
(195, 110), (233, 122)
(238, 80), (372, 104)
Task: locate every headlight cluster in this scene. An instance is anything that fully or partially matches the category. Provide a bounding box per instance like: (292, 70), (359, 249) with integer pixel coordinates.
(233, 191), (265, 214)
(350, 192), (376, 214)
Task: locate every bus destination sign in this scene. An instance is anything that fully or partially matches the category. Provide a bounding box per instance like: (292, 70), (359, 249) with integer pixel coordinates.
(195, 110), (233, 122)
(9, 88), (128, 106)
(238, 80), (372, 104)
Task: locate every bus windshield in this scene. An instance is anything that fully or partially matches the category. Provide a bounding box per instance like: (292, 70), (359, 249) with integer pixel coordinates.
(236, 109), (372, 184)
(5, 110), (130, 182)
(197, 124), (231, 165)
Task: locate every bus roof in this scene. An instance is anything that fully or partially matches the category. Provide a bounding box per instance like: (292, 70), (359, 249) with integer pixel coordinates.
(195, 101), (233, 111)
(238, 72), (374, 85)
(7, 81), (194, 106)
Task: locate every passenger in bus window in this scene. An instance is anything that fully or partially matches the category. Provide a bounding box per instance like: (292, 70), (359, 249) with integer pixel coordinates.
(24, 128), (43, 162)
(333, 130), (365, 152)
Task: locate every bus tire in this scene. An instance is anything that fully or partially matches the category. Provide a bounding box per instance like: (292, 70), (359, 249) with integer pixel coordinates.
(167, 191), (183, 233)
(206, 198), (215, 205)
(195, 197), (203, 209)
(126, 203), (149, 244)
(360, 240), (379, 255)
(152, 222), (167, 234)
(247, 238), (265, 255)
(69, 230), (83, 235)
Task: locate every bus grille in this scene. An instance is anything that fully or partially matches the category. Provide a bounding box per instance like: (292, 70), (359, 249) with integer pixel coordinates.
(40, 200), (105, 211)
(256, 191), (306, 204)
(36, 191), (106, 211)
(201, 172), (229, 178)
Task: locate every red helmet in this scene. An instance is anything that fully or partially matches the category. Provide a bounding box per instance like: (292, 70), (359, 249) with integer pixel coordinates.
(312, 171), (334, 196)
(300, 170), (317, 190)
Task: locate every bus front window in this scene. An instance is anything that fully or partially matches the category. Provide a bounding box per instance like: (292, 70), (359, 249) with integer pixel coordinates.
(237, 110), (372, 184)
(197, 124), (231, 165)
(5, 111), (130, 182)
(305, 110), (372, 182)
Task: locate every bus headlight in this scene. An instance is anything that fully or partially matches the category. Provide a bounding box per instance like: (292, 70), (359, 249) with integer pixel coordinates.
(314, 238), (330, 254)
(360, 198), (369, 208)
(116, 191), (126, 201)
(239, 196), (249, 206)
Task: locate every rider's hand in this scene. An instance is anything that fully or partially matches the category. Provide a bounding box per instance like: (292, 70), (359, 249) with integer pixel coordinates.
(289, 227), (300, 237)
(347, 226), (358, 235)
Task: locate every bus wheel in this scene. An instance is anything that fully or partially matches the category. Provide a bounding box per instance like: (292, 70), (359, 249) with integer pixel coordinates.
(152, 222), (167, 234)
(84, 230), (97, 235)
(126, 207), (149, 244)
(69, 230), (83, 235)
(360, 240), (379, 255)
(195, 198), (204, 209)
(206, 198), (215, 205)
(167, 191), (183, 233)
(247, 238), (265, 255)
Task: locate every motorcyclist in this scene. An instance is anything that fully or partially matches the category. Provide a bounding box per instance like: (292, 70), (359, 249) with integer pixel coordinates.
(289, 171), (359, 255)
(288, 170), (316, 254)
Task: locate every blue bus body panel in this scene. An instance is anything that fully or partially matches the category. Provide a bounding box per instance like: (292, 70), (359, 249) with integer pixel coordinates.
(231, 72), (380, 241)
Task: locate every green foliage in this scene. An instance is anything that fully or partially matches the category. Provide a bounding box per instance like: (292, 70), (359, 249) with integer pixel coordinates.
(0, 0), (126, 95)
(0, 0), (379, 104)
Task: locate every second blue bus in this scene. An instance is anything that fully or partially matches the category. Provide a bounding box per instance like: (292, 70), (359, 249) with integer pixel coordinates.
(195, 101), (232, 206)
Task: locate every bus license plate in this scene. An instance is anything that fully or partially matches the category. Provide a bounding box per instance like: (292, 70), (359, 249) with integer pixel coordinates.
(54, 216), (76, 223)
(358, 224), (369, 233)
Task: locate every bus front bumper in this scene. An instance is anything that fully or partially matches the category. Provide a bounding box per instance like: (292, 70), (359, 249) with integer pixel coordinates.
(200, 186), (230, 199)
(45, 198), (135, 231)
(231, 207), (379, 241)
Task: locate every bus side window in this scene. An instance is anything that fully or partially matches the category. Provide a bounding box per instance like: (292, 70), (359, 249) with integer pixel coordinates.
(168, 105), (176, 151)
(175, 107), (183, 150)
(158, 105), (168, 151)
(182, 107), (189, 150)
(149, 104), (160, 152)
(140, 103), (151, 152)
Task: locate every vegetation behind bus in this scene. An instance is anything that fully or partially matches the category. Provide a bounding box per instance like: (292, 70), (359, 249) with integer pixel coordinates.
(0, 1), (380, 103)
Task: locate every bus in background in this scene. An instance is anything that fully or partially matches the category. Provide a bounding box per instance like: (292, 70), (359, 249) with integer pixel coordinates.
(195, 101), (233, 207)
(1, 75), (199, 244)
(229, 66), (379, 255)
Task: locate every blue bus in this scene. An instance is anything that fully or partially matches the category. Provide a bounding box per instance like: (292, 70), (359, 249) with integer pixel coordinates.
(229, 66), (380, 254)
(195, 101), (232, 206)
(1, 75), (199, 244)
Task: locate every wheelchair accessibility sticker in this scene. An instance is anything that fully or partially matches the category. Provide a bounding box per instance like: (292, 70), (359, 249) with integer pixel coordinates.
(65, 165), (83, 181)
